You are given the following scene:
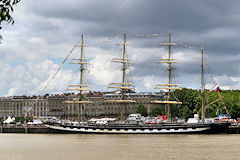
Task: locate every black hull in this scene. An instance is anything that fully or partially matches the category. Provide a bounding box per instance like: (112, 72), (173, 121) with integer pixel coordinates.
(46, 122), (230, 134)
(201, 122), (230, 134)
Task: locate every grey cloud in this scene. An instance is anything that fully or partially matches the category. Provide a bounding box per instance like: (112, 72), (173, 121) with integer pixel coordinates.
(25, 0), (240, 32)
(2, 0), (240, 95)
(25, 0), (240, 54)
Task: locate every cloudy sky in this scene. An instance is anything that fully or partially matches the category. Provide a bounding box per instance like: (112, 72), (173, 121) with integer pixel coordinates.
(0, 0), (240, 96)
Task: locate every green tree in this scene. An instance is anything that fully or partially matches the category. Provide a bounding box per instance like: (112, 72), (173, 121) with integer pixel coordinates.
(171, 88), (240, 120)
(220, 90), (240, 119)
(0, 117), (3, 125)
(181, 106), (192, 119)
(136, 104), (148, 117)
(149, 106), (164, 117)
(0, 0), (21, 40)
(172, 88), (201, 119)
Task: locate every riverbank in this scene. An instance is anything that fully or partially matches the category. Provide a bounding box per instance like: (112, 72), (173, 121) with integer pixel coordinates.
(0, 125), (58, 134)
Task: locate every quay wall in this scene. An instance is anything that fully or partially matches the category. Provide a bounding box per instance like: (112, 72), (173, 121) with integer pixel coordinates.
(0, 126), (59, 134)
(225, 126), (240, 134)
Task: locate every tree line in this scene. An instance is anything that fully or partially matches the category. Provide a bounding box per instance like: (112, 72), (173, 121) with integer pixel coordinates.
(136, 88), (240, 119)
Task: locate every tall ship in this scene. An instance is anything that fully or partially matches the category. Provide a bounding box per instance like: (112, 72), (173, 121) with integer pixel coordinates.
(46, 33), (230, 134)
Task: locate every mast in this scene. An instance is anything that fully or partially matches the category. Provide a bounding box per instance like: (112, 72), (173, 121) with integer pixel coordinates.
(121, 33), (127, 120)
(151, 32), (182, 121)
(105, 33), (135, 121)
(64, 34), (92, 124)
(201, 48), (205, 120)
(167, 32), (172, 119)
(80, 35), (84, 98)
(201, 48), (224, 117)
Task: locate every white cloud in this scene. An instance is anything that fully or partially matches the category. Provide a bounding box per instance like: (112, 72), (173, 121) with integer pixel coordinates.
(0, 62), (12, 91)
(87, 47), (121, 90)
(175, 50), (200, 63)
(0, 59), (77, 96)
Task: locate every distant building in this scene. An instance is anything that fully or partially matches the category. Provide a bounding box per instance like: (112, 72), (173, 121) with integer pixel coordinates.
(102, 91), (166, 119)
(0, 96), (48, 118)
(0, 91), (167, 120)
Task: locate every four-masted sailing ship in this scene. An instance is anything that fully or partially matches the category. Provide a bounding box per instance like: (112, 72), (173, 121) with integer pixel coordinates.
(46, 33), (230, 134)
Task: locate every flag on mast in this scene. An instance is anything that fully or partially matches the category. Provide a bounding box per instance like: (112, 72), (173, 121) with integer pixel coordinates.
(214, 86), (220, 92)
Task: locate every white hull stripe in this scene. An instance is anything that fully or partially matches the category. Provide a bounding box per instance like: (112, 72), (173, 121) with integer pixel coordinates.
(46, 125), (210, 133)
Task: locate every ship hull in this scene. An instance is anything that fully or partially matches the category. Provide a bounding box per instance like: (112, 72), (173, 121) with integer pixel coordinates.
(46, 122), (230, 134)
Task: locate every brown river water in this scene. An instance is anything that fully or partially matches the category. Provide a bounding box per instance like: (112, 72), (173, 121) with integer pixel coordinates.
(0, 134), (239, 160)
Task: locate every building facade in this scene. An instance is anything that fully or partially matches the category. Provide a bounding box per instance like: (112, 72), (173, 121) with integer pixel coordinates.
(0, 91), (167, 120)
(102, 91), (167, 119)
(0, 96), (48, 118)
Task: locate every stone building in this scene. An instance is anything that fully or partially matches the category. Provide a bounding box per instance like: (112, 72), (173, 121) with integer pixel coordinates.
(61, 91), (167, 120)
(0, 96), (48, 118)
(0, 91), (167, 120)
(47, 94), (68, 117)
(102, 91), (167, 119)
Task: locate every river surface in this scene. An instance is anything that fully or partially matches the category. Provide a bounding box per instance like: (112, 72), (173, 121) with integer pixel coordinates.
(0, 134), (239, 160)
